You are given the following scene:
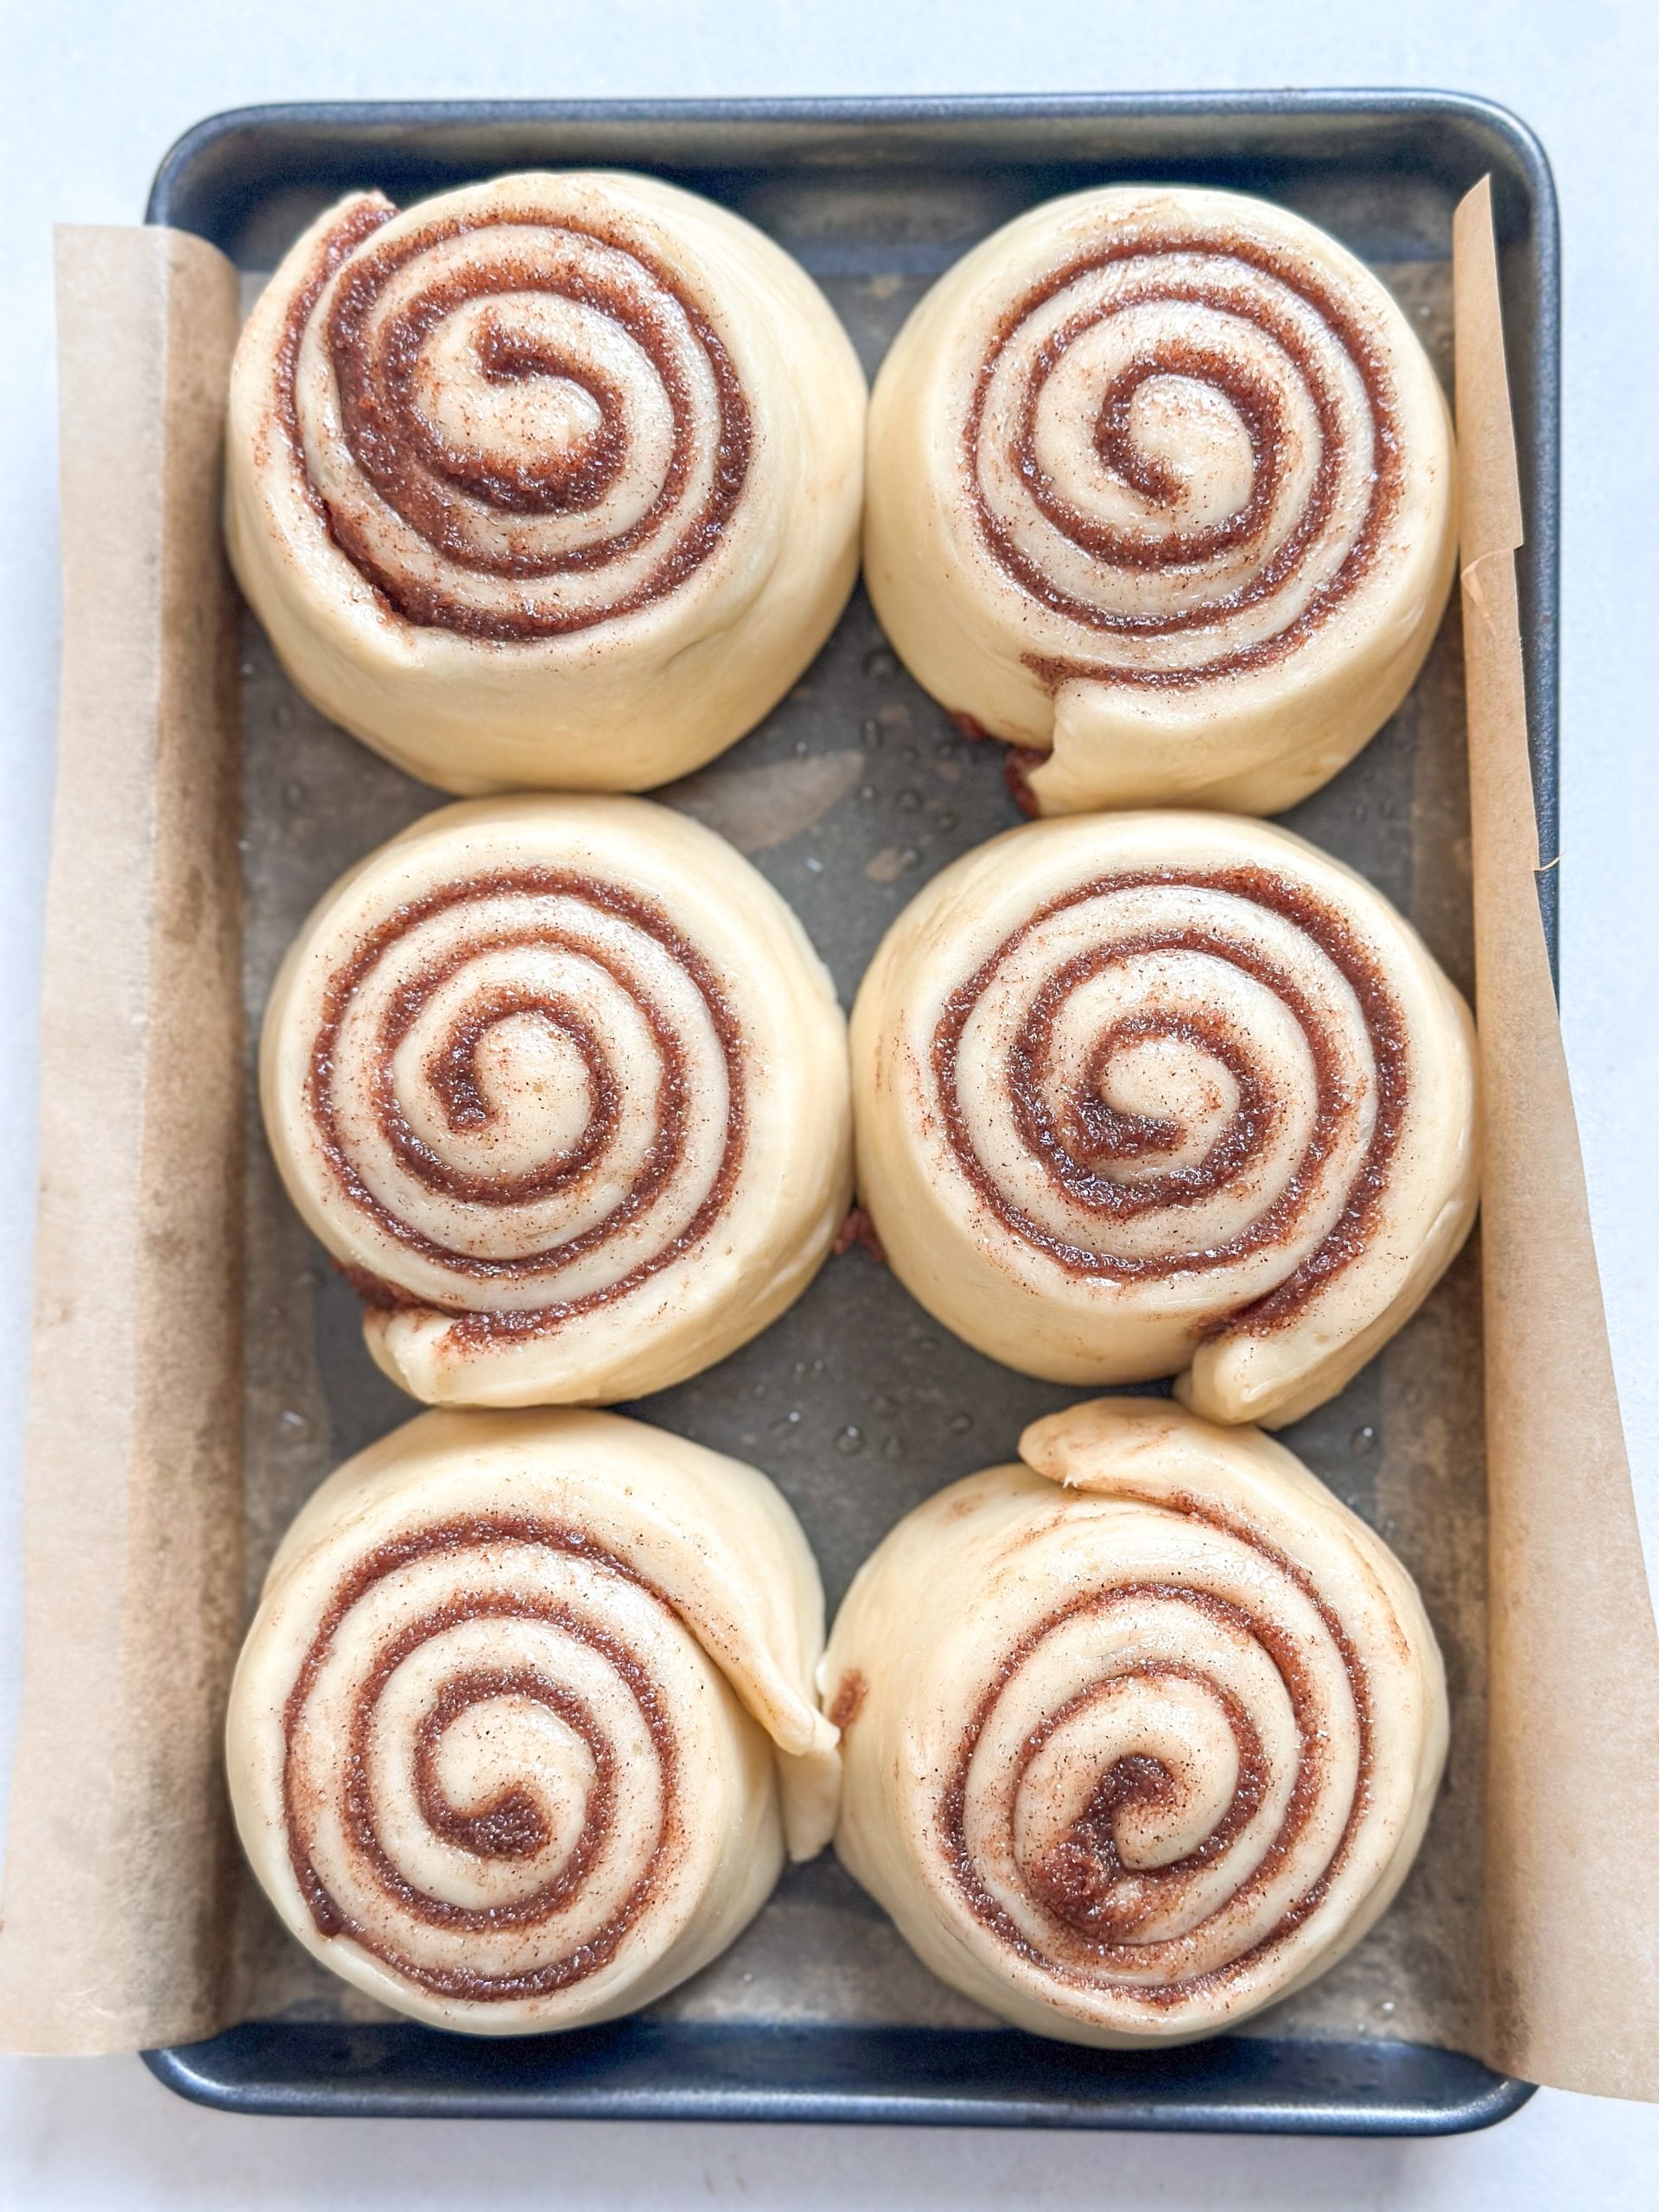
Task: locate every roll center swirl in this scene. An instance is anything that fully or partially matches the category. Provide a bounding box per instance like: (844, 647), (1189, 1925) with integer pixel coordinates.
(283, 1516), (685, 2000)
(933, 865), (1408, 1332)
(306, 867), (746, 1331)
(966, 230), (1402, 687)
(281, 208), (754, 639)
(942, 1509), (1374, 2001)
(411, 1668), (575, 1861)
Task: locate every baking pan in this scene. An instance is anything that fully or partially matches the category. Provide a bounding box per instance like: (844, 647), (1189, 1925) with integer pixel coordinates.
(138, 91), (1557, 2134)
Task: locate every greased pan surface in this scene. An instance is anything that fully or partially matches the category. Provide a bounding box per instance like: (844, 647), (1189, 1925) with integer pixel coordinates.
(142, 92), (1555, 2133)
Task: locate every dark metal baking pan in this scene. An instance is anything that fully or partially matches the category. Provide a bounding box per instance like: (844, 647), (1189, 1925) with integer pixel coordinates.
(147, 2019), (1525, 2133)
(139, 91), (1556, 2135)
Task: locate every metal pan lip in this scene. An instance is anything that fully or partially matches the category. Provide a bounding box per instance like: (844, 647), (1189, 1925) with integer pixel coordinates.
(142, 2020), (1535, 2134)
(141, 87), (1554, 2132)
(146, 86), (1560, 232)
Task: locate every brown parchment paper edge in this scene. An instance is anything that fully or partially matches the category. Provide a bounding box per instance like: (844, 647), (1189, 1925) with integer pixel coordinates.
(1456, 178), (1659, 2102)
(0, 226), (245, 2056)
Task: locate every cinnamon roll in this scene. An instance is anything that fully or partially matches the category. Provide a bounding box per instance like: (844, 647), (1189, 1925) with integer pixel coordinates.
(261, 794), (852, 1406)
(850, 811), (1477, 1428)
(226, 170), (865, 793)
(864, 186), (1456, 816)
(824, 1397), (1446, 2045)
(227, 1407), (839, 2034)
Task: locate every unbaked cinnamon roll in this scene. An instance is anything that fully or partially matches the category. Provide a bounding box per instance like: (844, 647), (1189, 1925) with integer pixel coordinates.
(226, 170), (865, 793)
(864, 186), (1456, 816)
(228, 1407), (839, 2034)
(824, 1397), (1446, 2045)
(850, 811), (1477, 1428)
(262, 794), (852, 1406)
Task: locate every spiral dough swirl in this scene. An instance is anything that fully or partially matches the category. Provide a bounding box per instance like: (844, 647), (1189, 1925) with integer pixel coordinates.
(226, 171), (866, 793)
(276, 196), (749, 641)
(308, 866), (742, 1312)
(263, 796), (853, 1408)
(935, 861), (1404, 1312)
(227, 1408), (840, 2034)
(850, 813), (1478, 1428)
(823, 1399), (1446, 2045)
(965, 229), (1395, 684)
(862, 185), (1456, 816)
(281, 1515), (688, 2005)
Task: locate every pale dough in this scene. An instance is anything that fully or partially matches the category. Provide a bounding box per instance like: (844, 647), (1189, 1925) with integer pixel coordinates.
(823, 1397), (1447, 2045)
(226, 170), (866, 792)
(864, 185), (1456, 816)
(228, 1406), (840, 2035)
(262, 793), (853, 1406)
(850, 810), (1478, 1427)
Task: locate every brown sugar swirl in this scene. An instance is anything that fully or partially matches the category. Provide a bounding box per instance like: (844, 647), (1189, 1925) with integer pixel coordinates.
(963, 234), (1400, 685)
(263, 797), (854, 1408)
(862, 185), (1457, 816)
(849, 813), (1478, 1427)
(930, 861), (1409, 1323)
(226, 1408), (842, 2035)
(287, 198), (751, 642)
(938, 1552), (1371, 2010)
(303, 864), (745, 1306)
(822, 1399), (1447, 2045)
(280, 1516), (684, 2004)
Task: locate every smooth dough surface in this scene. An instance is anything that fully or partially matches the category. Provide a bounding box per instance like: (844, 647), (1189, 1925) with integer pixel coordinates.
(863, 184), (1456, 816)
(262, 793), (853, 1406)
(849, 810), (1478, 1428)
(823, 1396), (1447, 2045)
(226, 169), (866, 793)
(227, 1406), (840, 2035)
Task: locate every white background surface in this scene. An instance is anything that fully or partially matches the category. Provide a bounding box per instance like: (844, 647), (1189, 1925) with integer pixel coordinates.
(3, 2), (1656, 2204)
